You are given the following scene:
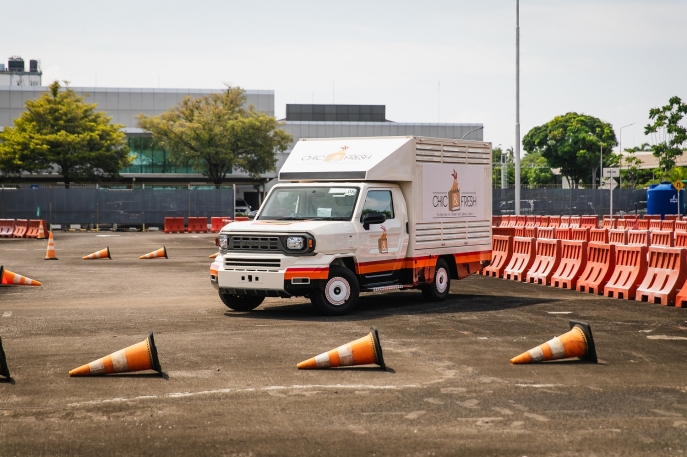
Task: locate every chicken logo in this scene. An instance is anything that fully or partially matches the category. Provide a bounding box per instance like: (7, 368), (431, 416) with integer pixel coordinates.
(324, 146), (348, 162)
(448, 169), (461, 211)
(378, 225), (389, 254)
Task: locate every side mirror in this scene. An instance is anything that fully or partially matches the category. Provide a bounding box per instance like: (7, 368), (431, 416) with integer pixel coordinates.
(362, 211), (386, 230)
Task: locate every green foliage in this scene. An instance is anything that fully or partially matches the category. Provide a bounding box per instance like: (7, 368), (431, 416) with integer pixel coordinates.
(522, 112), (617, 188)
(520, 152), (554, 187)
(619, 150), (654, 189)
(492, 146), (515, 187)
(137, 87), (292, 187)
(644, 96), (687, 171)
(0, 81), (129, 186)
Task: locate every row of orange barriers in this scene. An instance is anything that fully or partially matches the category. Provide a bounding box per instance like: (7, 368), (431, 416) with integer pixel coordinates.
(163, 216), (250, 234)
(483, 235), (687, 307)
(493, 214), (682, 230)
(0, 219), (46, 238)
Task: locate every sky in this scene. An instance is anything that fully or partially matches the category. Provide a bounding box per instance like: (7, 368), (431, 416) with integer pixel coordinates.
(4, 0), (686, 154)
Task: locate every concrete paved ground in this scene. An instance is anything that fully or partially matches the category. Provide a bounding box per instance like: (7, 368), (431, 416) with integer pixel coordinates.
(1, 232), (686, 456)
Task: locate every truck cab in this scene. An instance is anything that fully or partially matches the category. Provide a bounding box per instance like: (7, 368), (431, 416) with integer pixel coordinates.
(210, 136), (492, 315)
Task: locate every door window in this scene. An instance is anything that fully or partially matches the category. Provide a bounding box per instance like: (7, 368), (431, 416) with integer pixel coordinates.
(361, 190), (394, 221)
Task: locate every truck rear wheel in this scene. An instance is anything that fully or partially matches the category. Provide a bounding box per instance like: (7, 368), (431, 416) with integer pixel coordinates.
(310, 266), (360, 315)
(219, 293), (264, 311)
(421, 258), (451, 302)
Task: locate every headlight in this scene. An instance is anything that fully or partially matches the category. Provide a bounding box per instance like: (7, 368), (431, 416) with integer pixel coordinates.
(219, 235), (228, 249)
(286, 236), (305, 250)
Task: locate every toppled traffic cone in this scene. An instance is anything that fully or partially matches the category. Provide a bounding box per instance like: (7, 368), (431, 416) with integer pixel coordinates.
(44, 232), (58, 260)
(297, 327), (385, 370)
(140, 246), (167, 259)
(209, 252), (219, 259)
(37, 222), (46, 240)
(83, 247), (111, 260)
(69, 331), (162, 376)
(0, 337), (10, 380)
(1, 266), (42, 286)
(510, 320), (597, 364)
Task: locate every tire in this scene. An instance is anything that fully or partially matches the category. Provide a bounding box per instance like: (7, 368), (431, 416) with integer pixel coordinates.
(421, 258), (451, 302)
(219, 293), (264, 311)
(310, 266), (360, 316)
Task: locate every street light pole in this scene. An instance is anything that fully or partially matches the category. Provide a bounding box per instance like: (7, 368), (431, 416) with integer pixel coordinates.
(618, 122), (635, 189)
(460, 126), (484, 140)
(515, 0), (521, 216)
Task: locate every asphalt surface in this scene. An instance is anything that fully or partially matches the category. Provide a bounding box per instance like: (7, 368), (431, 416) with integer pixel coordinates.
(1, 232), (686, 456)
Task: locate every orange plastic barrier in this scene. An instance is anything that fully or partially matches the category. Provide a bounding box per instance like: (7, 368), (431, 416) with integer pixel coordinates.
(482, 235), (513, 278)
(635, 246), (687, 305)
(624, 215), (638, 221)
(677, 221), (687, 232)
(548, 216), (561, 228)
(492, 216), (503, 227)
(539, 216), (550, 227)
(661, 220), (676, 231)
(617, 219), (627, 229)
(555, 228), (571, 240)
(649, 219), (662, 231)
(580, 216), (598, 228)
(569, 216), (581, 228)
(608, 229), (628, 245)
(235, 217), (249, 222)
(601, 218), (617, 229)
(163, 217), (185, 234)
(650, 230), (673, 247)
(514, 227), (525, 237)
(525, 216), (536, 227)
(504, 215), (516, 227)
(13, 219), (28, 238)
(644, 215), (661, 221)
(551, 240), (588, 290)
(590, 228), (608, 243)
(493, 227), (516, 237)
(515, 216), (527, 227)
(504, 237), (536, 282)
(637, 220), (649, 230)
(604, 245), (648, 300)
(25, 220), (46, 238)
(526, 239), (562, 285)
(577, 242), (615, 295)
(0, 219), (15, 237)
(664, 214), (680, 221)
(676, 232), (687, 248)
(524, 227), (538, 238)
(211, 217), (232, 233)
(187, 216), (208, 233)
(627, 230), (650, 247)
(560, 216), (570, 228)
(537, 227), (555, 239)
(571, 228), (590, 242)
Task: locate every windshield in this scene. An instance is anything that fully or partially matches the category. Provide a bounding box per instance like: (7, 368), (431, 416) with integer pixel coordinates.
(258, 186), (360, 221)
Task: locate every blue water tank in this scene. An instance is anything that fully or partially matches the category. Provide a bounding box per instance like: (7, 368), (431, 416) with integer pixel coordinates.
(647, 181), (685, 218)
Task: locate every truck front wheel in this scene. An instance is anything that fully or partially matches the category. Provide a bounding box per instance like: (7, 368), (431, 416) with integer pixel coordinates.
(219, 293), (265, 311)
(421, 258), (451, 302)
(310, 266), (360, 315)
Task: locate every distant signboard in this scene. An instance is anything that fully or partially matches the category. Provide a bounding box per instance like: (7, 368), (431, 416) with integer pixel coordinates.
(603, 168), (620, 178)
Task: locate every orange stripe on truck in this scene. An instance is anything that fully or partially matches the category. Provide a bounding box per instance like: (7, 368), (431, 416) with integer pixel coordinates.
(285, 267), (329, 281)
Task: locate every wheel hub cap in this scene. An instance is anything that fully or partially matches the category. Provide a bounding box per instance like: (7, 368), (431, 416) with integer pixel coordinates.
(326, 277), (350, 306)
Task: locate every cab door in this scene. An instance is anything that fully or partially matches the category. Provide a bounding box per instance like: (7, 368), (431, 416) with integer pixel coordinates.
(356, 187), (409, 288)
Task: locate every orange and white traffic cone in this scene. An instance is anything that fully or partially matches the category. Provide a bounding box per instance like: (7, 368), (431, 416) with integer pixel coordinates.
(297, 327), (386, 370)
(510, 320), (597, 364)
(209, 252), (219, 259)
(36, 222), (46, 240)
(44, 232), (58, 260)
(1, 266), (42, 286)
(140, 246), (167, 259)
(0, 337), (10, 380)
(83, 247), (111, 260)
(69, 332), (162, 377)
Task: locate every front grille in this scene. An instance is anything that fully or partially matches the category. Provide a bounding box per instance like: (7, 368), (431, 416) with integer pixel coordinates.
(230, 236), (280, 251)
(224, 258), (281, 270)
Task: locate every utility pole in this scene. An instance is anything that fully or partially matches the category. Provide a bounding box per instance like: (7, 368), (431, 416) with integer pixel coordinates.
(515, 0), (521, 215)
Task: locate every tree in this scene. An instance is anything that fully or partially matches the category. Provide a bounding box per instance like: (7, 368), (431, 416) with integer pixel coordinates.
(619, 150), (653, 189)
(644, 96), (687, 172)
(492, 146), (515, 187)
(0, 81), (129, 187)
(137, 87), (292, 188)
(520, 152), (554, 187)
(522, 113), (617, 188)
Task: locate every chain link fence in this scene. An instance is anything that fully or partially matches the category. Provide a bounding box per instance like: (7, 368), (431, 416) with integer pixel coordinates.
(493, 188), (648, 216)
(0, 187), (235, 230)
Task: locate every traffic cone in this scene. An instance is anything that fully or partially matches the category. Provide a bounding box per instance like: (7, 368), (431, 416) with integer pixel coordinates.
(69, 331), (162, 377)
(0, 337), (10, 380)
(1, 266), (42, 286)
(36, 222), (46, 239)
(209, 252), (219, 259)
(510, 320), (597, 364)
(83, 247), (111, 260)
(297, 327), (386, 370)
(140, 246), (167, 259)
(44, 232), (58, 260)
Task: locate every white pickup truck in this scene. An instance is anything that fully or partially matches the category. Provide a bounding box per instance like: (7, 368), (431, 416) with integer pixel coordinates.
(210, 136), (492, 315)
